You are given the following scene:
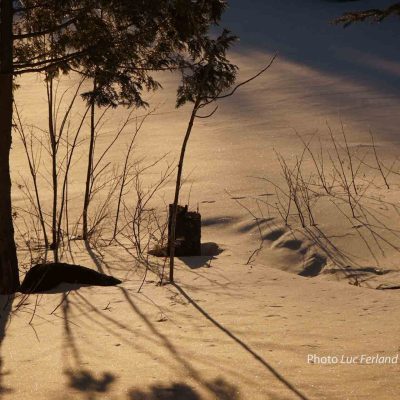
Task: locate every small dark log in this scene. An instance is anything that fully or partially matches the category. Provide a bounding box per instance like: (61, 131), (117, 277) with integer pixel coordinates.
(168, 204), (201, 256)
(20, 263), (122, 293)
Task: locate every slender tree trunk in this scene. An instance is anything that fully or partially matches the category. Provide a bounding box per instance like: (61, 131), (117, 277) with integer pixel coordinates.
(169, 98), (200, 282)
(0, 0), (20, 293)
(46, 77), (59, 261)
(82, 79), (96, 240)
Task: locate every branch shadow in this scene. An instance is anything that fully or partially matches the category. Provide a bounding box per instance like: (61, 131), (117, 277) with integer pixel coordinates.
(173, 284), (310, 400)
(119, 287), (243, 399)
(83, 241), (295, 399)
(61, 286), (117, 399)
(84, 240), (105, 274)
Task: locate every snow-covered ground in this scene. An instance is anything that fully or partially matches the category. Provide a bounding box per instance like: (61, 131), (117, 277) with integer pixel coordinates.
(2, 1), (400, 399)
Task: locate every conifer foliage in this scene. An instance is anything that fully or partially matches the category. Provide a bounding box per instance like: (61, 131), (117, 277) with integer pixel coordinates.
(335, 2), (400, 26)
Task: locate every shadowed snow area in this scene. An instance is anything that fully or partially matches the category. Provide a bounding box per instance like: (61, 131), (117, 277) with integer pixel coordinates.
(224, 0), (400, 94)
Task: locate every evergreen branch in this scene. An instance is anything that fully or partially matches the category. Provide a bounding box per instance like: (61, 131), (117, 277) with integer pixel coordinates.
(13, 17), (77, 40)
(14, 50), (86, 74)
(334, 3), (400, 27)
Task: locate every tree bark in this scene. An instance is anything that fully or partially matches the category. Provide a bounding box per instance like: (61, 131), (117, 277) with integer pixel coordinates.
(0, 0), (20, 293)
(168, 204), (201, 256)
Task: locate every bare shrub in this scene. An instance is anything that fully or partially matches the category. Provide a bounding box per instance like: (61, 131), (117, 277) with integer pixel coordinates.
(117, 159), (174, 289)
(13, 75), (89, 262)
(249, 125), (400, 278)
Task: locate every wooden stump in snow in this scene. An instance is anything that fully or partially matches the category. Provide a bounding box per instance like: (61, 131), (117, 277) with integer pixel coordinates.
(168, 204), (201, 256)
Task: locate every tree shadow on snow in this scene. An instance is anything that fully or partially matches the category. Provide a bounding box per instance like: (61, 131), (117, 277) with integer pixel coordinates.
(128, 378), (240, 400)
(178, 242), (224, 269)
(64, 368), (116, 397)
(60, 278), (118, 400)
(173, 284), (311, 400)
